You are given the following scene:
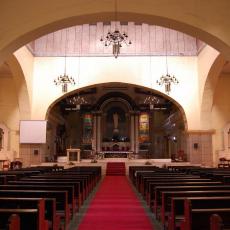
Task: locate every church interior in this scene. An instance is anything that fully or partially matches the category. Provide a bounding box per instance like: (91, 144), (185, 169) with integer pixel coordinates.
(1, 0), (230, 229)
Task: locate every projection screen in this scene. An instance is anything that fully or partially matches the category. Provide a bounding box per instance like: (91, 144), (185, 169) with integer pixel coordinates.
(19, 120), (47, 144)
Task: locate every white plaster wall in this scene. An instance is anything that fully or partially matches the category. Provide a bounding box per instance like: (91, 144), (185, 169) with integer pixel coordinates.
(197, 45), (219, 105)
(211, 74), (230, 165)
(197, 45), (224, 130)
(0, 76), (20, 158)
(14, 47), (34, 108)
(31, 55), (200, 130)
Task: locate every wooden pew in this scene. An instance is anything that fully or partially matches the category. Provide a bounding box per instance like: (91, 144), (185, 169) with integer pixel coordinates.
(128, 166), (158, 183)
(153, 183), (224, 215)
(11, 166), (64, 173)
(0, 203), (47, 230)
(187, 168), (230, 179)
(61, 172), (94, 191)
(137, 172), (192, 186)
(0, 171), (41, 180)
(41, 173), (94, 195)
(0, 174), (18, 183)
(210, 214), (222, 230)
(167, 193), (230, 230)
(22, 167), (101, 206)
(26, 176), (88, 201)
(136, 172), (189, 192)
(0, 184), (76, 216)
(65, 166), (102, 181)
(20, 178), (85, 206)
(181, 199), (230, 230)
(8, 180), (81, 211)
(0, 198), (56, 229)
(147, 180), (219, 206)
(144, 177), (211, 200)
(0, 175), (7, 185)
(7, 214), (20, 230)
(167, 166), (201, 173)
(0, 197), (57, 230)
(0, 190), (69, 229)
(222, 175), (230, 184)
(0, 166), (64, 182)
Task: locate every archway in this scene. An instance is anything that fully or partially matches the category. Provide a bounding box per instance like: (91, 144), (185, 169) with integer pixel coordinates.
(6, 54), (31, 120)
(45, 83), (188, 162)
(0, 53), (31, 161)
(1, 0), (230, 64)
(200, 54), (226, 130)
(201, 54), (230, 166)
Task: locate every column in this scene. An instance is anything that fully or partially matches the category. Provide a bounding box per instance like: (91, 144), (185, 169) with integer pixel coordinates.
(92, 112), (97, 151)
(134, 112), (139, 154)
(149, 111), (154, 157)
(130, 112), (135, 152)
(96, 112), (102, 153)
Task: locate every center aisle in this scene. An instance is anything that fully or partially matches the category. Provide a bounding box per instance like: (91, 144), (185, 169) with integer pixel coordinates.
(78, 176), (154, 230)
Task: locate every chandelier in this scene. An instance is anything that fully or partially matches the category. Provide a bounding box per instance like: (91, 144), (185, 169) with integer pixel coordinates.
(67, 94), (87, 110)
(54, 30), (76, 93)
(54, 73), (75, 93)
(156, 28), (179, 94)
(100, 0), (131, 58)
(156, 74), (179, 95)
(144, 95), (160, 110)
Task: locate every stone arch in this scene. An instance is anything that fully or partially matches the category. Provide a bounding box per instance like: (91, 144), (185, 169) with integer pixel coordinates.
(1, 0), (230, 64)
(200, 54), (226, 129)
(5, 54), (31, 119)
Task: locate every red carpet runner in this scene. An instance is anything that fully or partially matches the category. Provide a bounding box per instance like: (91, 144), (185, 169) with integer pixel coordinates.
(106, 162), (126, 175)
(78, 176), (154, 230)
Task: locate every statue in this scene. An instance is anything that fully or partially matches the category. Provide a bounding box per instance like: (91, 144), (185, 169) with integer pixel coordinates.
(113, 112), (119, 133)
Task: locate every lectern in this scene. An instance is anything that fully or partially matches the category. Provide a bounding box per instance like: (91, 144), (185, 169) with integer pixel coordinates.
(66, 148), (81, 163)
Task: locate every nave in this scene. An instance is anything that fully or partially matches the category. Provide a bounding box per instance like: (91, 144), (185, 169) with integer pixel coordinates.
(1, 162), (230, 229)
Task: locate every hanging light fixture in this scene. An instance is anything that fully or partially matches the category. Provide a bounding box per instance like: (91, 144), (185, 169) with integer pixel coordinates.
(156, 28), (179, 94)
(144, 25), (160, 110)
(54, 72), (75, 93)
(67, 94), (87, 110)
(144, 95), (160, 110)
(54, 29), (75, 93)
(100, 0), (132, 58)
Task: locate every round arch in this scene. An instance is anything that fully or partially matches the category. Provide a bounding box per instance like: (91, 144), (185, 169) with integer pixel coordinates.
(45, 82), (188, 131)
(96, 92), (137, 111)
(6, 54), (31, 119)
(200, 54), (226, 129)
(1, 0), (230, 64)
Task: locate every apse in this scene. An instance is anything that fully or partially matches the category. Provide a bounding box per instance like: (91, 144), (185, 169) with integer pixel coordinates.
(46, 83), (186, 162)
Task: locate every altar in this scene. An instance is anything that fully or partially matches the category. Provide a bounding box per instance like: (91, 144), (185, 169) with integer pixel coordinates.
(99, 151), (133, 159)
(66, 148), (81, 163)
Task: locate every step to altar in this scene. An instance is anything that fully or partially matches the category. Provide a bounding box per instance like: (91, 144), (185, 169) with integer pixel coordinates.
(106, 162), (126, 176)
